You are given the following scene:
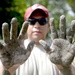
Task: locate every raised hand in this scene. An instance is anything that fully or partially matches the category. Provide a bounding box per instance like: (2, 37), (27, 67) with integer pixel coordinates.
(39, 15), (75, 74)
(50, 15), (75, 43)
(39, 39), (75, 66)
(0, 18), (35, 75)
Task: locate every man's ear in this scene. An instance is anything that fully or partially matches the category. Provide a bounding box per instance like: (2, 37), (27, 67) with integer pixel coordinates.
(48, 23), (50, 28)
(47, 23), (50, 33)
(47, 23), (50, 30)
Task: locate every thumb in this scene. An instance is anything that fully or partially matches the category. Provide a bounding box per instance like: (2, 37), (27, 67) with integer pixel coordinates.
(71, 42), (75, 55)
(27, 40), (35, 51)
(39, 40), (51, 54)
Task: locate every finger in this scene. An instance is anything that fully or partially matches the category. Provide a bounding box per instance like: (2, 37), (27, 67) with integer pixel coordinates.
(0, 43), (3, 58)
(59, 15), (66, 39)
(27, 40), (35, 51)
(2, 22), (10, 44)
(67, 20), (75, 43)
(39, 40), (51, 54)
(50, 18), (58, 41)
(10, 17), (18, 40)
(71, 43), (75, 55)
(18, 21), (28, 39)
(0, 43), (3, 49)
(24, 40), (35, 60)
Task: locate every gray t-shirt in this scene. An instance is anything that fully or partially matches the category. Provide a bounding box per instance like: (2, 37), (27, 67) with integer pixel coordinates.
(15, 39), (61, 75)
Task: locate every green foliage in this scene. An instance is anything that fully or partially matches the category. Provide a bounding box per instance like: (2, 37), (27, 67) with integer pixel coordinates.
(0, 0), (25, 38)
(0, 0), (75, 39)
(67, 0), (75, 13)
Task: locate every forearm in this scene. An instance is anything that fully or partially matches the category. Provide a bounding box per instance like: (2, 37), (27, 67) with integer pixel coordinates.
(8, 64), (20, 75)
(60, 66), (72, 75)
(0, 60), (19, 75)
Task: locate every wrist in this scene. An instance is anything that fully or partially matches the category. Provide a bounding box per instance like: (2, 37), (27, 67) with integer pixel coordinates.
(3, 69), (10, 75)
(56, 64), (72, 75)
(8, 64), (20, 75)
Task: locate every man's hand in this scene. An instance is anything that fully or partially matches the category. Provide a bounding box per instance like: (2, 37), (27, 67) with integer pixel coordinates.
(50, 15), (75, 42)
(39, 15), (75, 75)
(0, 18), (35, 75)
(40, 39), (75, 66)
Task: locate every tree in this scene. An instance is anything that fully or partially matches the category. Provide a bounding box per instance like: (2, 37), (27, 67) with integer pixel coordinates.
(67, 0), (75, 13)
(0, 0), (75, 39)
(0, 0), (24, 38)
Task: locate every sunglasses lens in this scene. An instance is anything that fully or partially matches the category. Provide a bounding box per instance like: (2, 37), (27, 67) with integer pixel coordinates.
(38, 18), (48, 25)
(28, 18), (36, 25)
(28, 18), (48, 25)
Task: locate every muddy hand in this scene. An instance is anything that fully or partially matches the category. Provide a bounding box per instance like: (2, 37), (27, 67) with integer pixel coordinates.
(39, 15), (75, 67)
(39, 39), (75, 67)
(50, 15), (75, 43)
(0, 18), (35, 71)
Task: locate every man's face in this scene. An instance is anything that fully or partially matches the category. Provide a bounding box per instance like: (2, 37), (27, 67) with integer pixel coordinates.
(27, 13), (50, 43)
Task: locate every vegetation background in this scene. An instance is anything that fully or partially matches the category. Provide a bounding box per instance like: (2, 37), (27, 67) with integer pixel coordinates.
(0, 0), (75, 39)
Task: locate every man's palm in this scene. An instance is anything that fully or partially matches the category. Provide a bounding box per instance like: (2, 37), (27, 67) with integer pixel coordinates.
(39, 15), (75, 67)
(0, 18), (35, 71)
(50, 38), (75, 66)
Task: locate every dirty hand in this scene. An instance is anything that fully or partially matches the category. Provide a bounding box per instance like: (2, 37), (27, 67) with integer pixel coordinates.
(0, 18), (35, 74)
(39, 15), (75, 75)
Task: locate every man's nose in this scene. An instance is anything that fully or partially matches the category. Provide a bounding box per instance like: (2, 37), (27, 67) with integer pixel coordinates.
(34, 22), (40, 27)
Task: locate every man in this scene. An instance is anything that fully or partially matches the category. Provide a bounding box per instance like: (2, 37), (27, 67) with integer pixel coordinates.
(0, 4), (75, 75)
(16, 4), (59, 75)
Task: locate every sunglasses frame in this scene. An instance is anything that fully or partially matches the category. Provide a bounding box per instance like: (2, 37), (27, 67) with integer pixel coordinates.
(27, 18), (48, 26)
